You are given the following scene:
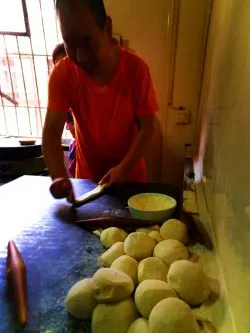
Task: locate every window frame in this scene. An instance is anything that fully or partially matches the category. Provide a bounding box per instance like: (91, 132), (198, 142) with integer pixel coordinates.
(0, 0), (30, 37)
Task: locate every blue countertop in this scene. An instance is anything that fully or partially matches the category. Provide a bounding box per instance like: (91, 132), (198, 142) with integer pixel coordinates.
(0, 176), (180, 333)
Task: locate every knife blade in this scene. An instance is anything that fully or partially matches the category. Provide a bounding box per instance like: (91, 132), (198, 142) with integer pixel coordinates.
(76, 216), (159, 231)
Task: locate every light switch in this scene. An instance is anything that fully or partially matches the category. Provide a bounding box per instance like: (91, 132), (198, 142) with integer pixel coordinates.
(176, 109), (190, 124)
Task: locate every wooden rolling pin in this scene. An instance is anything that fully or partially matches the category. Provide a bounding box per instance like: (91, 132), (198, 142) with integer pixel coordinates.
(6, 241), (28, 327)
(76, 217), (158, 231)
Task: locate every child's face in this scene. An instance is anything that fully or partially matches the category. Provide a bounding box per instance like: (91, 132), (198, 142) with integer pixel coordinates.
(66, 122), (75, 138)
(54, 53), (66, 65)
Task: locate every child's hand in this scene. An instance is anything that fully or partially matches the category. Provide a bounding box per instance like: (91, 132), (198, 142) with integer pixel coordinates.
(99, 164), (127, 187)
(50, 177), (75, 203)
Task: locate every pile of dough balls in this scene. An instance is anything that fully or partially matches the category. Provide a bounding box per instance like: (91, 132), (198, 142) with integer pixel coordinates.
(160, 219), (188, 244)
(64, 220), (212, 332)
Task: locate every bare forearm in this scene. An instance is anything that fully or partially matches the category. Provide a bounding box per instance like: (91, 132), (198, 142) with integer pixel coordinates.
(121, 118), (154, 170)
(42, 133), (68, 180)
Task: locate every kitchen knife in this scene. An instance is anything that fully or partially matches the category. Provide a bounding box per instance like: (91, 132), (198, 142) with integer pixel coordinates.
(73, 183), (107, 207)
(76, 216), (159, 231)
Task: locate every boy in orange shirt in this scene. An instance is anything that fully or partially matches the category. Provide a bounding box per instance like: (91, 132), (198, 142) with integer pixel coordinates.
(43, 0), (158, 201)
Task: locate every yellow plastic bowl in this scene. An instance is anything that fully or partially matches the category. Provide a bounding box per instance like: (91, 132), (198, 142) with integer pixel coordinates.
(128, 193), (177, 223)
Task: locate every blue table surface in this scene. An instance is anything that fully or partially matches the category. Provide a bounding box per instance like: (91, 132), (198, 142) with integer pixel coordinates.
(0, 176), (180, 333)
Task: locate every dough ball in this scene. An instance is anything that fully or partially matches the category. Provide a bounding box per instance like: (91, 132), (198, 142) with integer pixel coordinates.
(167, 260), (210, 305)
(150, 225), (160, 231)
(138, 257), (169, 283)
(160, 219), (188, 244)
(127, 318), (149, 333)
(153, 239), (189, 266)
(136, 228), (151, 234)
(136, 226), (160, 234)
(100, 227), (128, 248)
(149, 297), (199, 333)
(92, 229), (103, 237)
(99, 242), (124, 267)
(92, 268), (134, 303)
(92, 298), (138, 333)
(134, 279), (177, 319)
(111, 255), (139, 285)
(148, 231), (164, 243)
(64, 278), (97, 319)
(124, 232), (156, 260)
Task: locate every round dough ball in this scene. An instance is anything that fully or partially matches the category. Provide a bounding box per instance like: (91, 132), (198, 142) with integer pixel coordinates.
(167, 260), (210, 305)
(135, 279), (177, 319)
(92, 268), (134, 303)
(153, 239), (189, 266)
(64, 278), (97, 319)
(99, 242), (124, 267)
(92, 229), (103, 237)
(127, 318), (149, 333)
(100, 227), (128, 248)
(124, 232), (156, 260)
(160, 219), (188, 244)
(111, 255), (139, 285)
(148, 231), (164, 243)
(136, 228), (151, 234)
(138, 257), (169, 283)
(150, 225), (160, 231)
(149, 297), (200, 333)
(136, 226), (160, 234)
(92, 298), (138, 333)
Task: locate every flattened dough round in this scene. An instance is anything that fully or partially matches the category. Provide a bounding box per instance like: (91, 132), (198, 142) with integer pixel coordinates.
(127, 318), (149, 333)
(167, 260), (210, 305)
(111, 255), (139, 285)
(124, 232), (156, 260)
(64, 278), (97, 319)
(100, 227), (128, 248)
(149, 297), (200, 333)
(99, 242), (124, 267)
(148, 231), (163, 243)
(92, 268), (134, 303)
(153, 239), (189, 266)
(160, 219), (188, 244)
(135, 279), (177, 319)
(92, 298), (138, 333)
(138, 257), (169, 283)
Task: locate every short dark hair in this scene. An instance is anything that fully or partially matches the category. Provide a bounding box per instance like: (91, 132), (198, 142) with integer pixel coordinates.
(52, 43), (66, 64)
(56, 0), (107, 31)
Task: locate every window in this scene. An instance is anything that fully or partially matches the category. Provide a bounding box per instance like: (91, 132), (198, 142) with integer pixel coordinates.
(0, 1), (124, 138)
(0, 0), (64, 137)
(0, 0), (29, 35)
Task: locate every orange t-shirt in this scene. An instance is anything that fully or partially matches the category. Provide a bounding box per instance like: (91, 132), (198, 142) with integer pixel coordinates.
(47, 48), (158, 181)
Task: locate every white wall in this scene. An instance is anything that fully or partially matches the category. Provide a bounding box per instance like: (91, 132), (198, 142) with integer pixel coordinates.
(196, 0), (250, 331)
(105, 0), (171, 182)
(105, 0), (211, 185)
(162, 0), (211, 185)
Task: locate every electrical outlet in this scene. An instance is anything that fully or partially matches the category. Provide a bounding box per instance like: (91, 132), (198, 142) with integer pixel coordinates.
(176, 109), (190, 124)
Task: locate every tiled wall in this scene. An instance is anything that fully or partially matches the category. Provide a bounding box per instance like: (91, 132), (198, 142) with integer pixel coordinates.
(197, 0), (250, 331)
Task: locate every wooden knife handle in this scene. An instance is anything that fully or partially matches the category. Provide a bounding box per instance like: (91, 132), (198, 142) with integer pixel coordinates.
(6, 241), (28, 327)
(76, 217), (158, 230)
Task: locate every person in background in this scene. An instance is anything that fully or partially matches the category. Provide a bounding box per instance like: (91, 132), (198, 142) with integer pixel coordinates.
(43, 0), (158, 201)
(52, 44), (76, 177)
